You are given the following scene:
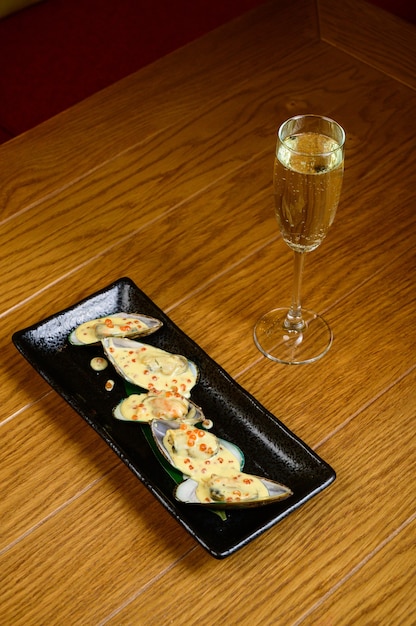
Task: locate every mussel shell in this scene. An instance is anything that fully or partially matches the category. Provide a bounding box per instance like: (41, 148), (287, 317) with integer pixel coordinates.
(150, 419), (245, 471)
(113, 393), (205, 425)
(101, 337), (199, 395)
(174, 475), (293, 509)
(68, 312), (162, 346)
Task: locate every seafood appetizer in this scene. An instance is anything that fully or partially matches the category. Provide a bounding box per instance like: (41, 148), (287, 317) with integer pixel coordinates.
(113, 390), (204, 424)
(174, 474), (293, 509)
(151, 419), (244, 479)
(102, 337), (198, 397)
(68, 312), (162, 346)
(72, 312), (292, 511)
(152, 419), (292, 509)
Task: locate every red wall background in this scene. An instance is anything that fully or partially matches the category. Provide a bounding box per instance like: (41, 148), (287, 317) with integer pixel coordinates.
(0, 0), (414, 144)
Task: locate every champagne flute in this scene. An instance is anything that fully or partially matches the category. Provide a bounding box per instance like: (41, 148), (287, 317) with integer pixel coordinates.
(253, 114), (345, 364)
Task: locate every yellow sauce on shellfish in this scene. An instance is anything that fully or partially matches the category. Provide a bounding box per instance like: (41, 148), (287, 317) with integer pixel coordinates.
(74, 315), (152, 344)
(103, 339), (197, 397)
(117, 391), (190, 422)
(196, 472), (269, 503)
(163, 424), (241, 480)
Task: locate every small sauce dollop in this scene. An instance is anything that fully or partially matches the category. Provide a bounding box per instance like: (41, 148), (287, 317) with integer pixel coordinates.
(103, 340), (197, 397)
(90, 357), (108, 371)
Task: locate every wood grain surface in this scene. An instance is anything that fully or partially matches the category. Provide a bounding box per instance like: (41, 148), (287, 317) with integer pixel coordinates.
(1, 0), (415, 624)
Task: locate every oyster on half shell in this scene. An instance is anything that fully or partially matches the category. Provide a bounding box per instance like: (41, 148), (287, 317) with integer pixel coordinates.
(68, 312), (162, 346)
(174, 474), (293, 509)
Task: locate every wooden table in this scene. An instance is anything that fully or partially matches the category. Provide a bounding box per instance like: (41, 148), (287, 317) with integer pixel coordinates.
(1, 0), (415, 622)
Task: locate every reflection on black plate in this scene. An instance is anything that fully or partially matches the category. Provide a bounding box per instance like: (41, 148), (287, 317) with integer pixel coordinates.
(12, 277), (336, 559)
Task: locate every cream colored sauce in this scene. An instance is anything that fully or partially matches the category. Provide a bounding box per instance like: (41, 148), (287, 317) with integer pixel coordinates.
(117, 391), (190, 422)
(163, 425), (271, 504)
(75, 315), (150, 344)
(90, 356), (108, 371)
(163, 425), (241, 480)
(195, 472), (269, 504)
(105, 340), (197, 397)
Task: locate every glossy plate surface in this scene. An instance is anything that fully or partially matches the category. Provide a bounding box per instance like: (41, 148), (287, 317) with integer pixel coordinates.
(12, 277), (336, 559)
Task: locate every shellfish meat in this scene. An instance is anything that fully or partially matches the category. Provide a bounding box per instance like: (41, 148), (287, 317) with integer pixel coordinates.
(151, 419), (244, 479)
(174, 474), (293, 509)
(102, 337), (198, 397)
(68, 312), (162, 346)
(113, 391), (204, 424)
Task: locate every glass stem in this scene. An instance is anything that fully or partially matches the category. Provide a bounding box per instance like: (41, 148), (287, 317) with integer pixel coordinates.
(284, 251), (306, 331)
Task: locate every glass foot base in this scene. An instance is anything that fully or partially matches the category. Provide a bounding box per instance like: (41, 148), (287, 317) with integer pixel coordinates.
(253, 308), (333, 365)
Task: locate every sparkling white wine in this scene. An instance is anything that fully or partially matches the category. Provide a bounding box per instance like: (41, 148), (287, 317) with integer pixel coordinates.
(274, 132), (344, 253)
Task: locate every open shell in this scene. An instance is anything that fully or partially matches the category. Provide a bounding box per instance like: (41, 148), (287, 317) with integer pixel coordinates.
(151, 419), (245, 475)
(174, 475), (293, 509)
(113, 392), (205, 425)
(102, 337), (198, 397)
(68, 312), (162, 346)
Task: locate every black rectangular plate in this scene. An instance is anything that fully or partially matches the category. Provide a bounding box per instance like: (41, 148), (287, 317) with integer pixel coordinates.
(12, 277), (335, 558)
